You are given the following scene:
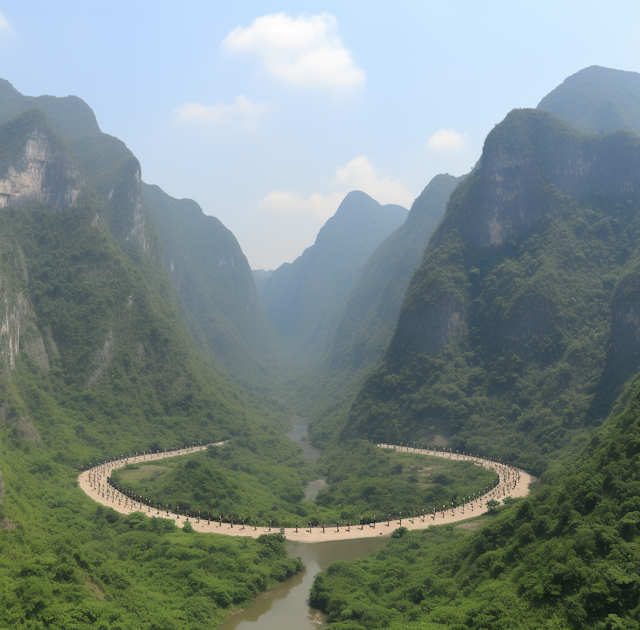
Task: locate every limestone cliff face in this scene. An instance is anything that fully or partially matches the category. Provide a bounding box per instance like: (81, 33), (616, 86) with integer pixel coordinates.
(453, 109), (640, 248)
(611, 266), (640, 363)
(0, 128), (82, 209)
(389, 109), (640, 361)
(0, 288), (50, 373)
(401, 301), (465, 357)
(122, 160), (149, 253)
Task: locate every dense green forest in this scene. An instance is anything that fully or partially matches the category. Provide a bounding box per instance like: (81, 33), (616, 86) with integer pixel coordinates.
(0, 444), (300, 630)
(0, 108), (302, 628)
(310, 375), (640, 630)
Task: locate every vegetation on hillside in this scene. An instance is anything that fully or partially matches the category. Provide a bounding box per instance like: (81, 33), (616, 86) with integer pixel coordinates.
(260, 191), (407, 350)
(311, 376), (640, 630)
(0, 109), (298, 628)
(142, 182), (283, 390)
(0, 441), (299, 630)
(538, 65), (640, 135)
(345, 110), (640, 476)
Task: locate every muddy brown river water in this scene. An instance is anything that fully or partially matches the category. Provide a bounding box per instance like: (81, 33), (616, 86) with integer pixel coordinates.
(218, 417), (387, 629)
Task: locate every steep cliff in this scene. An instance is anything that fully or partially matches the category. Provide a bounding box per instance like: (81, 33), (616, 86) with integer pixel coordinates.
(439, 109), (640, 250)
(0, 109), (83, 209)
(0, 82), (300, 630)
(611, 262), (640, 365)
(329, 173), (461, 370)
(0, 78), (101, 140)
(344, 108), (640, 474)
(0, 81), (280, 384)
(0, 83), (150, 254)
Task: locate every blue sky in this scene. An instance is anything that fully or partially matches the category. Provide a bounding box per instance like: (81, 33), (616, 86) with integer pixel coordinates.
(1, 1), (639, 268)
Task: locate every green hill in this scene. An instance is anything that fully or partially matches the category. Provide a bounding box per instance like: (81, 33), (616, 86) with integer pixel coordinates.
(260, 190), (408, 350)
(142, 183), (282, 389)
(0, 79), (280, 389)
(311, 373), (640, 629)
(300, 175), (461, 446)
(344, 108), (640, 475)
(538, 65), (640, 135)
(0, 95), (300, 628)
(0, 78), (101, 140)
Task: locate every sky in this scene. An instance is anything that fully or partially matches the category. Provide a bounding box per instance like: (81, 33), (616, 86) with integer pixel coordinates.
(1, 1), (639, 269)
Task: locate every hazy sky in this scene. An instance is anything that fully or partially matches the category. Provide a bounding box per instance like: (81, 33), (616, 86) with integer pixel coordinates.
(2, 1), (639, 268)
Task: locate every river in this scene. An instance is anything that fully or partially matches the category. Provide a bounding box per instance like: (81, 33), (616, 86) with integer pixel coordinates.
(218, 417), (387, 629)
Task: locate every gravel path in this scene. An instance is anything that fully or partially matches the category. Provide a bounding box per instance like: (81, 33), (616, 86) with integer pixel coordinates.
(78, 443), (535, 543)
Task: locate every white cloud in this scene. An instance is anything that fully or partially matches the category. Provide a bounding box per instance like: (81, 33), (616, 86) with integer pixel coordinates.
(0, 13), (11, 33)
(222, 12), (365, 91)
(258, 190), (344, 222)
(427, 128), (467, 151)
(333, 156), (414, 208)
(175, 95), (269, 130)
(258, 156), (414, 222)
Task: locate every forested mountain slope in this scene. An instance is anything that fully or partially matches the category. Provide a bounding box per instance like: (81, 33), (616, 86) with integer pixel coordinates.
(0, 95), (300, 628)
(539, 65), (640, 135)
(0, 78), (101, 140)
(302, 175), (460, 446)
(312, 371), (640, 630)
(142, 183), (281, 389)
(0, 79), (277, 386)
(344, 108), (640, 475)
(260, 191), (407, 350)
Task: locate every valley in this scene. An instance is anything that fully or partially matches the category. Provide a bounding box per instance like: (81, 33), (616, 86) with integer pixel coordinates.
(1, 64), (640, 630)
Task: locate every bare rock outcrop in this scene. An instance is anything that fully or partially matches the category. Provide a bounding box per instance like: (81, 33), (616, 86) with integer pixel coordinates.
(0, 128), (82, 209)
(0, 403), (41, 442)
(454, 109), (640, 249)
(86, 329), (114, 388)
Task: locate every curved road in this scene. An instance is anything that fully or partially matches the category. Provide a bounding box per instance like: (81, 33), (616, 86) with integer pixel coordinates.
(78, 443), (534, 543)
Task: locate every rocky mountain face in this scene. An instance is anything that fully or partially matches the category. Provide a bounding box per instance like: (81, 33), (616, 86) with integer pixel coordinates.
(444, 108), (640, 250)
(0, 109), (83, 210)
(0, 83), (299, 630)
(260, 190), (408, 350)
(344, 106), (640, 474)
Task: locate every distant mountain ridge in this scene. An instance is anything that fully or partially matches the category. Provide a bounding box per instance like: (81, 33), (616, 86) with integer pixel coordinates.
(538, 65), (640, 135)
(260, 190), (408, 349)
(329, 173), (462, 371)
